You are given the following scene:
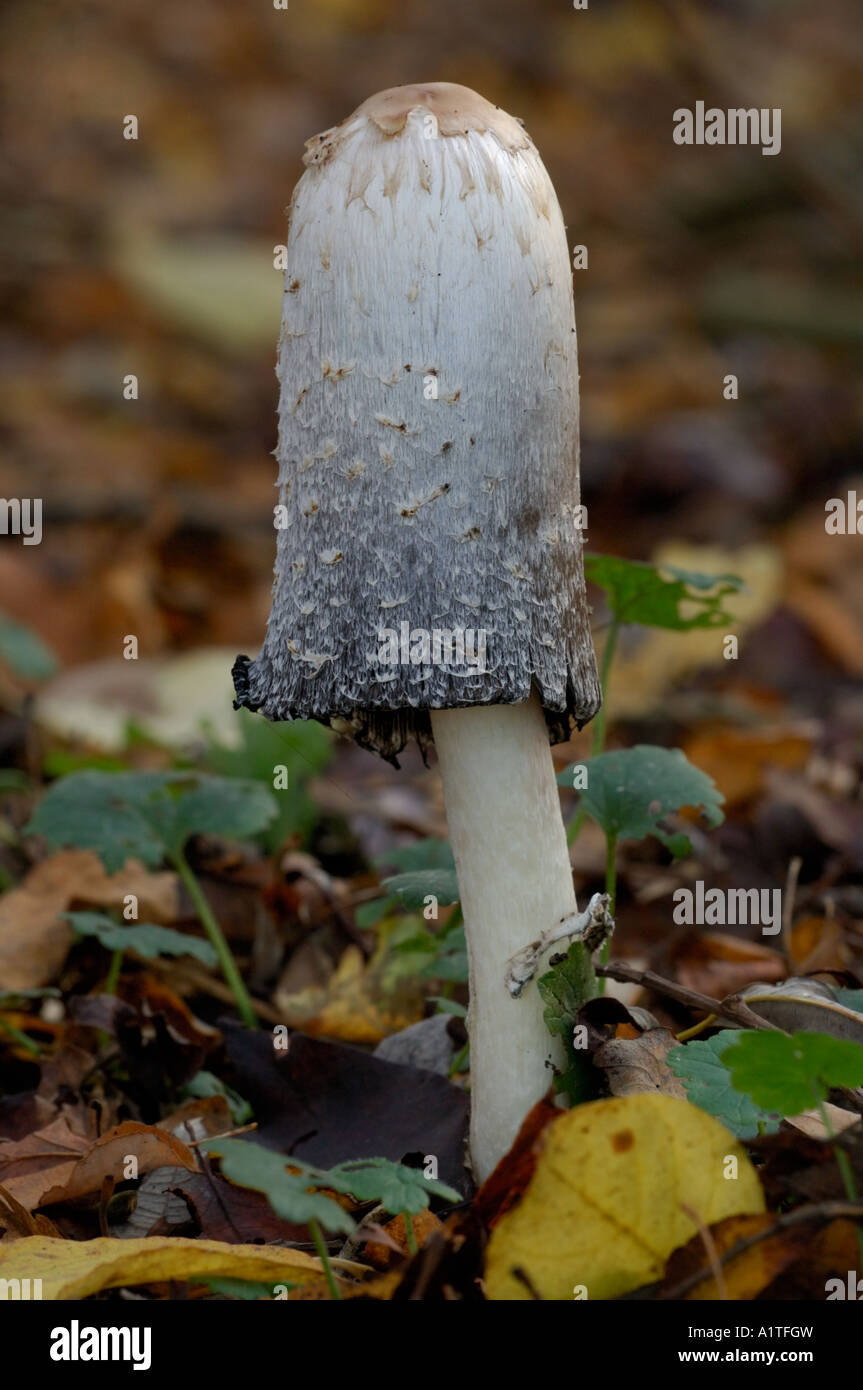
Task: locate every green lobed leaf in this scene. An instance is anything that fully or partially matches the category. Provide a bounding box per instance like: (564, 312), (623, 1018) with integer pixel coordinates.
(202, 1141), (459, 1229)
(206, 709), (333, 851)
(724, 1030), (863, 1115)
(377, 839), (456, 874)
(419, 925), (468, 983)
(201, 1138), (355, 1235)
(429, 997), (467, 1018)
(584, 554), (744, 631)
(354, 896), (399, 930)
(324, 1157), (460, 1216)
(24, 769), (278, 874)
(24, 771), (181, 873)
(382, 867), (460, 909)
(174, 775), (279, 843)
(0, 610), (58, 680)
(559, 745), (724, 856)
(667, 1031), (781, 1138)
(66, 911), (218, 967)
(537, 942), (600, 1104)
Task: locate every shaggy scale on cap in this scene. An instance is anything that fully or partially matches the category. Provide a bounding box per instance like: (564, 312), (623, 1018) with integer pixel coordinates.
(234, 83), (600, 762)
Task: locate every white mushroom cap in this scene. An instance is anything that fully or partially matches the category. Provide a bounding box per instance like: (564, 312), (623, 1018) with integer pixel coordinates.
(235, 83), (600, 762)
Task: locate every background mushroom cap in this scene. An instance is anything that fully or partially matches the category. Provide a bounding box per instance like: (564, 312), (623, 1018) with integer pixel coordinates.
(236, 82), (600, 762)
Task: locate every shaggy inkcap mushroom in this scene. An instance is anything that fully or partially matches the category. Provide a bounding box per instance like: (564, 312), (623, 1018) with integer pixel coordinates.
(235, 83), (601, 1182)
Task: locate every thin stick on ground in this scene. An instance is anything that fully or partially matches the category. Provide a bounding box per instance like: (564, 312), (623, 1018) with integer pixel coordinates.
(660, 1201), (863, 1300)
(594, 960), (784, 1031)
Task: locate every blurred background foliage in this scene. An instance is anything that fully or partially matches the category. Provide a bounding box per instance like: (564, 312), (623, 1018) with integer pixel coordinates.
(0, 0), (861, 861)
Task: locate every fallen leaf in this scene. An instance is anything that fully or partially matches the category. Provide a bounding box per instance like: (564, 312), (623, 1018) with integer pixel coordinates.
(790, 915), (849, 973)
(682, 727), (813, 808)
(786, 578), (863, 675)
(483, 1094), (765, 1301)
(0, 1234), (335, 1299)
(763, 1219), (862, 1298)
(113, 234), (279, 352)
(661, 1211), (810, 1299)
(38, 1122), (198, 1209)
(740, 977), (863, 1043)
(0, 1115), (92, 1211)
(275, 943), (423, 1045)
(364, 1209), (443, 1269)
(784, 1105), (861, 1141)
(472, 1098), (559, 1230)
(35, 649), (247, 753)
(0, 850), (179, 990)
(0, 1186), (62, 1240)
(670, 932), (786, 1000)
(0, 1120), (197, 1212)
(594, 1028), (687, 1100)
(170, 1172), (312, 1245)
(223, 1024), (470, 1197)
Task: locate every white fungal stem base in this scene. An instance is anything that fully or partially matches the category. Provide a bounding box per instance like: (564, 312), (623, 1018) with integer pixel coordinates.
(430, 693), (577, 1184)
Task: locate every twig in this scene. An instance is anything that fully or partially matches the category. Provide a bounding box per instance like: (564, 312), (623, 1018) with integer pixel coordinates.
(184, 1120), (244, 1244)
(782, 856), (802, 959)
(594, 960), (783, 1031)
(184, 1123), (258, 1148)
(679, 1202), (727, 1300)
(660, 1201), (863, 1300)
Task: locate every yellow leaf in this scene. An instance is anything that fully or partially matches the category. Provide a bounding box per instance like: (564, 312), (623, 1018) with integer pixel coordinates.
(0, 1235), (335, 1300)
(275, 943), (423, 1045)
(484, 1094), (765, 1301)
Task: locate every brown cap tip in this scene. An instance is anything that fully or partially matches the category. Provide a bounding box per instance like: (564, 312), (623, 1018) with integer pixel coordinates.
(303, 82), (532, 166)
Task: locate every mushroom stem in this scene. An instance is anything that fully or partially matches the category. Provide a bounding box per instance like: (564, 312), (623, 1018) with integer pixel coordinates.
(430, 693), (576, 1183)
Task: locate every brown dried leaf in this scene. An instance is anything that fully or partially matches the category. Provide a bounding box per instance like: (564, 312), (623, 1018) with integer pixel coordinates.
(0, 850), (180, 990)
(594, 1028), (687, 1099)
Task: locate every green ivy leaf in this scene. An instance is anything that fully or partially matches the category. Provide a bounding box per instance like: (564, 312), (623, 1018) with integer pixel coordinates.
(584, 555), (744, 631)
(25, 770), (278, 874)
(206, 709), (333, 851)
(559, 745), (724, 856)
(429, 997), (467, 1018)
(201, 1138), (355, 1235)
(324, 1157), (460, 1215)
(66, 911), (219, 967)
(202, 1141), (459, 1230)
(382, 867), (460, 909)
(537, 942), (600, 1104)
(354, 896), (399, 930)
(420, 925), (468, 983)
(174, 776), (280, 844)
(377, 839), (456, 874)
(25, 771), (181, 872)
(0, 609), (58, 680)
(724, 1030), (863, 1115)
(667, 1031), (781, 1138)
